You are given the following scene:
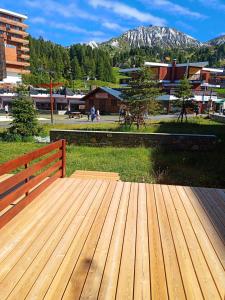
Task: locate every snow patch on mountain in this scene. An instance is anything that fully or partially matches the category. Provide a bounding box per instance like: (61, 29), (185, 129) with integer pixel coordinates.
(208, 35), (225, 46)
(87, 41), (99, 49)
(102, 25), (203, 49)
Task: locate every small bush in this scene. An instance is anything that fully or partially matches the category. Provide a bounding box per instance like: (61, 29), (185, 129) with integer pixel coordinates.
(1, 132), (23, 142)
(9, 94), (42, 137)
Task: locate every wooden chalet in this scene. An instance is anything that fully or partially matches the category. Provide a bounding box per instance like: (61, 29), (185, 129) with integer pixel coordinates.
(83, 87), (123, 114)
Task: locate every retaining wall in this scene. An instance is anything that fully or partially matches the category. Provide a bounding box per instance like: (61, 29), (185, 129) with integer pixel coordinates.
(50, 130), (217, 151)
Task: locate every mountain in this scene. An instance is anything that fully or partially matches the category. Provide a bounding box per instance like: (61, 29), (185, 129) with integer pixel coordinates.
(208, 35), (225, 46)
(101, 25), (203, 49)
(87, 41), (98, 49)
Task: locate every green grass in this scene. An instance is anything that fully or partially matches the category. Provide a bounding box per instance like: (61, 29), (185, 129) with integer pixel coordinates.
(41, 116), (225, 140)
(0, 142), (152, 183)
(1, 117), (225, 187)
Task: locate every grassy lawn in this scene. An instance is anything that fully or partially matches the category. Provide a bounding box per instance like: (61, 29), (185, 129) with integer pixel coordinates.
(40, 116), (225, 136)
(0, 142), (152, 183)
(1, 117), (225, 188)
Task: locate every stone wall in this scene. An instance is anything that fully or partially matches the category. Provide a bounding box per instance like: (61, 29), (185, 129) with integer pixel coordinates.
(50, 130), (217, 151)
(210, 114), (225, 124)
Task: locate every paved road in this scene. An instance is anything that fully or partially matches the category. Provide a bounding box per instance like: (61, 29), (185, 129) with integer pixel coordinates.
(0, 113), (197, 128)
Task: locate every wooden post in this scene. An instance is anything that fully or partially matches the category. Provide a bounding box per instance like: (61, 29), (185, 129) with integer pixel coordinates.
(61, 139), (66, 178)
(50, 78), (54, 124)
(25, 163), (29, 196)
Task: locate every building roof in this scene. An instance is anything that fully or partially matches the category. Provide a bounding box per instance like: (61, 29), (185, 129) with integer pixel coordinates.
(100, 87), (122, 100)
(202, 67), (224, 73)
(119, 68), (141, 73)
(83, 86), (123, 101)
(145, 61), (209, 68)
(0, 8), (27, 19)
(144, 62), (170, 67)
(176, 61), (208, 68)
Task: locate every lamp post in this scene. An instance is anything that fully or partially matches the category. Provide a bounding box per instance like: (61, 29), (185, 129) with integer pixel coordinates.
(49, 71), (54, 124)
(36, 68), (63, 124)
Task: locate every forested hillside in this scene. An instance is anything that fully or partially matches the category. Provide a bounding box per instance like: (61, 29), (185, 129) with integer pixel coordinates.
(112, 44), (225, 68)
(24, 36), (114, 84)
(23, 36), (225, 86)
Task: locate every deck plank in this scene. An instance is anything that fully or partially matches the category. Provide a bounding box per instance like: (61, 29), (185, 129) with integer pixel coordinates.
(0, 179), (82, 281)
(0, 179), (94, 300)
(98, 182), (131, 299)
(116, 183), (138, 300)
(165, 185), (204, 299)
(49, 181), (116, 299)
(146, 184), (168, 300)
(80, 182), (124, 300)
(156, 185), (186, 300)
(170, 185), (221, 299)
(177, 186), (225, 298)
(134, 183), (151, 300)
(25, 180), (107, 300)
(183, 186), (225, 269)
(193, 187), (225, 241)
(0, 178), (67, 255)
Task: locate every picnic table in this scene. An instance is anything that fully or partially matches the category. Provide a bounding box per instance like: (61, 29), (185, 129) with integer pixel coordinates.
(68, 111), (83, 119)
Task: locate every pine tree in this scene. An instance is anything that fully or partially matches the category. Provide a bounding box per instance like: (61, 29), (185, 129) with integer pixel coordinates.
(121, 67), (161, 129)
(176, 78), (193, 123)
(9, 92), (41, 137)
(71, 57), (82, 79)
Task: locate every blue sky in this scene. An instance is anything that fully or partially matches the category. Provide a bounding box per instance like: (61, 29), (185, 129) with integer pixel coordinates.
(1, 0), (225, 46)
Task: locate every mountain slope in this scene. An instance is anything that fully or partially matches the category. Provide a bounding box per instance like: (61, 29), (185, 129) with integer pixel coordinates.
(208, 35), (225, 46)
(101, 25), (203, 49)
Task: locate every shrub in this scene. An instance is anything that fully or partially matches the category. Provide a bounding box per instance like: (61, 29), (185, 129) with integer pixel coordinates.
(9, 94), (42, 137)
(1, 132), (22, 142)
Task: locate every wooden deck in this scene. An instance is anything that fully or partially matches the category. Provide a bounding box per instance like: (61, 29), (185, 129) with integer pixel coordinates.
(0, 178), (225, 299)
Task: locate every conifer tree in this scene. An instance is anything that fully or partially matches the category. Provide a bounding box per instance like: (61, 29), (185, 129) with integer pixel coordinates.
(176, 78), (193, 123)
(121, 67), (161, 129)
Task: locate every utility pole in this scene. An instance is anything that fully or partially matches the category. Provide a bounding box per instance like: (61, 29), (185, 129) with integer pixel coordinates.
(36, 69), (63, 125)
(50, 76), (54, 124)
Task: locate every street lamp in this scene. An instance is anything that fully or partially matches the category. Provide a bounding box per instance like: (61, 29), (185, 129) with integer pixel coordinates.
(48, 71), (55, 124)
(37, 68), (55, 124)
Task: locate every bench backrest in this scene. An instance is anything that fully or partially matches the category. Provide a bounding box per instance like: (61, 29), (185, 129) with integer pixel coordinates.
(0, 139), (66, 229)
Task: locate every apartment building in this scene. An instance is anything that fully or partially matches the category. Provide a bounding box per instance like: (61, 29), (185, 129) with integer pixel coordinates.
(0, 8), (30, 85)
(120, 60), (223, 90)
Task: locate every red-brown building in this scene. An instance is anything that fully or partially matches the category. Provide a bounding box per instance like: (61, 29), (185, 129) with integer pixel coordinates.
(119, 60), (224, 113)
(120, 60), (223, 92)
(0, 8), (29, 86)
(83, 87), (123, 114)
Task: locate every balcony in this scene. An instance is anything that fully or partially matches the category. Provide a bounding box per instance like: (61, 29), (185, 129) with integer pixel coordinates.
(8, 28), (28, 37)
(0, 26), (28, 37)
(20, 46), (29, 52)
(9, 36), (29, 45)
(6, 60), (30, 67)
(0, 17), (28, 29)
(19, 53), (30, 60)
(6, 66), (30, 74)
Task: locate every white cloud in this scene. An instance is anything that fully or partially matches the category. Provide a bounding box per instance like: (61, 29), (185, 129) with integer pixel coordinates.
(29, 17), (47, 24)
(102, 21), (126, 31)
(25, 0), (98, 21)
(198, 0), (225, 9)
(29, 16), (104, 36)
(88, 0), (166, 25)
(141, 0), (206, 19)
